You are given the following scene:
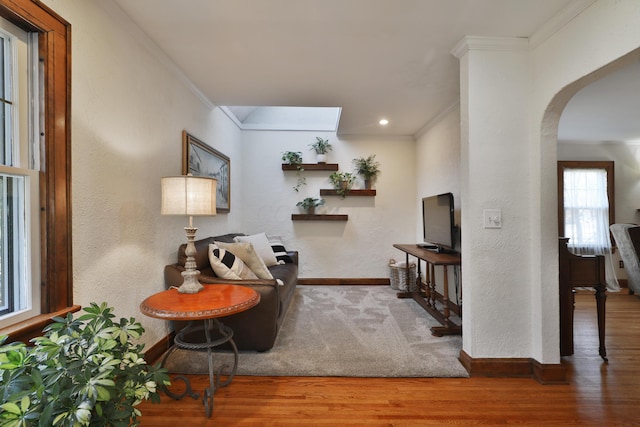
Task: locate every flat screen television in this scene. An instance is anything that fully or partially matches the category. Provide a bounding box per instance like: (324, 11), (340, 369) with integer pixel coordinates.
(420, 192), (455, 252)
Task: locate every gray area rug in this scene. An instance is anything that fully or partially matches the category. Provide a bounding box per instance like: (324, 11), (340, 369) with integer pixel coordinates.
(164, 285), (468, 377)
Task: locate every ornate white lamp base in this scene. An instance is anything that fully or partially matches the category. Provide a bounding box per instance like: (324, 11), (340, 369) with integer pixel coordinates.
(179, 226), (204, 294)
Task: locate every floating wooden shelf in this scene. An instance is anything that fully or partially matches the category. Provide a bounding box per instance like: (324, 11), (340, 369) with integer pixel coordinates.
(291, 214), (348, 221)
(320, 189), (376, 196)
(282, 163), (339, 171)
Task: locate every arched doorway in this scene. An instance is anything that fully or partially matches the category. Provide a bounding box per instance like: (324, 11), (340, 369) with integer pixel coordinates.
(540, 48), (640, 363)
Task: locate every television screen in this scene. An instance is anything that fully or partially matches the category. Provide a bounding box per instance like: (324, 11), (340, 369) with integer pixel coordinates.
(422, 192), (455, 251)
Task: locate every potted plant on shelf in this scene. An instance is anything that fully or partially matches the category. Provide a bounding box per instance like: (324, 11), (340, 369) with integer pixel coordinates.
(296, 197), (325, 215)
(309, 137), (332, 163)
(281, 151), (303, 165)
(353, 154), (381, 189)
(329, 171), (356, 198)
(0, 302), (170, 427)
(282, 151), (306, 192)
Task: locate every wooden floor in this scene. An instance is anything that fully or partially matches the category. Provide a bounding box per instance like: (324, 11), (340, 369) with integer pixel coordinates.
(137, 290), (640, 426)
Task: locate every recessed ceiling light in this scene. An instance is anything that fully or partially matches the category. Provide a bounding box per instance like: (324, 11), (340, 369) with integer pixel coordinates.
(379, 119), (389, 126)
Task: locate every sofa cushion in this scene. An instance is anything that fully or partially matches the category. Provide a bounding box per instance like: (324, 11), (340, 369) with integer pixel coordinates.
(208, 244), (258, 280)
(212, 233), (246, 244)
(267, 235), (293, 264)
(215, 241), (274, 280)
(234, 232), (278, 266)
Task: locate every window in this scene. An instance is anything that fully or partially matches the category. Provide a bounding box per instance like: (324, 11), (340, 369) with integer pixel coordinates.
(558, 160), (619, 290)
(557, 161), (615, 251)
(0, 22), (40, 326)
(0, 174), (27, 317)
(562, 167), (610, 252)
(0, 28), (15, 166)
(0, 0), (73, 341)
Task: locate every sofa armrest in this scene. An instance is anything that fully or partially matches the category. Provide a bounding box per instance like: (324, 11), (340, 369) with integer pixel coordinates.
(287, 251), (299, 266)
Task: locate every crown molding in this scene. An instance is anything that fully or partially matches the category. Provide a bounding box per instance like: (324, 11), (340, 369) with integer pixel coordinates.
(529, 0), (597, 49)
(452, 0), (596, 58)
(451, 36), (529, 58)
(220, 106), (244, 130)
(414, 101), (459, 139)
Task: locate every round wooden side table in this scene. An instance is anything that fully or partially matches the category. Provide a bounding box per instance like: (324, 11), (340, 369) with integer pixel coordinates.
(140, 284), (260, 418)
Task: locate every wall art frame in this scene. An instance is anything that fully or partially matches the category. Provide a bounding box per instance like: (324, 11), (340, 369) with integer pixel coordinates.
(182, 130), (230, 213)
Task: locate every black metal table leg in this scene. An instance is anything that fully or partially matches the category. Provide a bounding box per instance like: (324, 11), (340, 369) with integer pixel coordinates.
(161, 319), (240, 418)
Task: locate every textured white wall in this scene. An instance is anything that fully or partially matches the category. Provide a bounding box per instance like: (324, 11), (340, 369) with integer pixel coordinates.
(415, 107), (462, 233)
(458, 42), (533, 359)
(42, 0), (245, 347)
(415, 106), (462, 299)
(240, 131), (417, 278)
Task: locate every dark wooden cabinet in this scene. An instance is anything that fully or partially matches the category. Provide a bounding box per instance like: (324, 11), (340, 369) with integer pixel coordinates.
(558, 237), (607, 361)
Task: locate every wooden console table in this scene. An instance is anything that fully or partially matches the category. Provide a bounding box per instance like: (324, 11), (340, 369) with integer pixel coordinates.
(393, 244), (461, 336)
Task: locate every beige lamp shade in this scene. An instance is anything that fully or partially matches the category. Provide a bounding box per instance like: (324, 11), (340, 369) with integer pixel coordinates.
(161, 175), (217, 216)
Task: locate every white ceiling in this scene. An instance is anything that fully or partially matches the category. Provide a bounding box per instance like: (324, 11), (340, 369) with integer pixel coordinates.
(111, 0), (640, 140)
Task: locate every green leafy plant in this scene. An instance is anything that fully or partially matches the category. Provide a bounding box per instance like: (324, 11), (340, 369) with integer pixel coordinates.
(353, 155), (381, 188)
(0, 302), (170, 427)
(282, 151), (306, 192)
(281, 151), (303, 165)
(309, 137), (332, 154)
(296, 197), (325, 214)
(329, 172), (356, 198)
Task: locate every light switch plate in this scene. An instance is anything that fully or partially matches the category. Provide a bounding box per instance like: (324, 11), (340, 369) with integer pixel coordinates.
(483, 209), (502, 229)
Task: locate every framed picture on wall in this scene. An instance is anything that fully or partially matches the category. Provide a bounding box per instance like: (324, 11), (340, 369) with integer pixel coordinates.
(182, 130), (230, 213)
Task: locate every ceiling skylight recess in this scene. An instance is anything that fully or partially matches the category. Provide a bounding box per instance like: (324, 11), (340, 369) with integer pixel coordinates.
(221, 106), (341, 132)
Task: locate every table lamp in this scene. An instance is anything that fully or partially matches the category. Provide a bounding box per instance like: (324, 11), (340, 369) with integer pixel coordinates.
(161, 175), (217, 293)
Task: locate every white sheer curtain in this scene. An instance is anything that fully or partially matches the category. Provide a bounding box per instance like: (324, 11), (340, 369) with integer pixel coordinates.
(563, 168), (620, 291)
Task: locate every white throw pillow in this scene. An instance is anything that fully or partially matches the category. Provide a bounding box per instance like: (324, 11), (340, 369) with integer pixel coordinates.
(208, 244), (258, 280)
(234, 233), (278, 267)
(267, 235), (292, 264)
(214, 241), (274, 280)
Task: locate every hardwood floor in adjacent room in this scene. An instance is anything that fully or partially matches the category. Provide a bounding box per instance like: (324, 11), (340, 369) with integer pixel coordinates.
(137, 290), (640, 426)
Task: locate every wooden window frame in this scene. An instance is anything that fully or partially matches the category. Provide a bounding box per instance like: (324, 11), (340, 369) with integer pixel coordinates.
(557, 160), (615, 239)
(0, 0), (77, 343)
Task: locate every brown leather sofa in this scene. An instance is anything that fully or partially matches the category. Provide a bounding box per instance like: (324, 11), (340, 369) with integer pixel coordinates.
(164, 233), (298, 352)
